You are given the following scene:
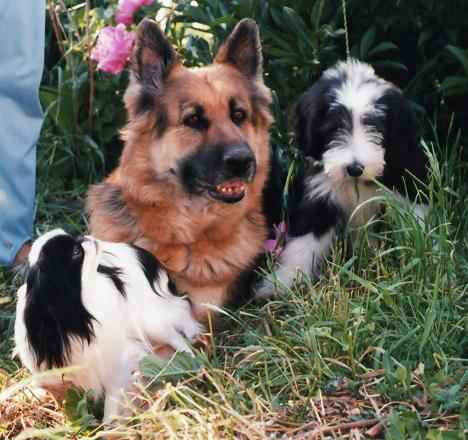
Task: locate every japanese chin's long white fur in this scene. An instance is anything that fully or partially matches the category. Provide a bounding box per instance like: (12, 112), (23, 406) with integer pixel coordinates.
(257, 59), (428, 297)
(14, 229), (203, 422)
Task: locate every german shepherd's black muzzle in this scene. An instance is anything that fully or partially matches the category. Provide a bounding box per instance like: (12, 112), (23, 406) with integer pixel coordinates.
(179, 142), (256, 203)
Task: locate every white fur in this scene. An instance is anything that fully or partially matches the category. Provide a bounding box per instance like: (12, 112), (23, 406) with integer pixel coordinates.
(321, 59), (389, 187)
(324, 59), (389, 113)
(255, 230), (335, 299)
(15, 229), (204, 422)
(27, 228), (67, 265)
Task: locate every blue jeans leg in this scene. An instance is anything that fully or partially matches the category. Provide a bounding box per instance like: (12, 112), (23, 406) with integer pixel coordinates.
(0, 1), (45, 266)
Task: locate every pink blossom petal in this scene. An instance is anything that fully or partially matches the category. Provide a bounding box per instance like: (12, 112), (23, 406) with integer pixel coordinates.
(264, 239), (278, 253)
(91, 24), (135, 75)
(273, 221), (287, 237)
(116, 0), (154, 25)
(277, 221), (287, 234)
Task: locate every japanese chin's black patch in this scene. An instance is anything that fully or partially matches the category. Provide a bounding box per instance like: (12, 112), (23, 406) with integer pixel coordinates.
(24, 233), (96, 368)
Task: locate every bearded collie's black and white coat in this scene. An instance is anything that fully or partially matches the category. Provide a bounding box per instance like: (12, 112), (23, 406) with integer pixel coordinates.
(257, 59), (428, 297)
(14, 229), (203, 422)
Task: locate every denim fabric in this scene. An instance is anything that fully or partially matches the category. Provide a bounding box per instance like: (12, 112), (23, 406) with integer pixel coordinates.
(0, 1), (45, 266)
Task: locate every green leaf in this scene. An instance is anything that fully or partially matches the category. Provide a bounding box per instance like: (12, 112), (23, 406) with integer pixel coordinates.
(446, 45), (468, 75)
(372, 60), (408, 72)
(360, 26), (376, 59)
(63, 388), (102, 428)
(311, 0), (325, 31)
(395, 366), (408, 384)
(282, 7), (310, 45)
(386, 410), (423, 440)
(368, 41), (399, 57)
(439, 76), (468, 96)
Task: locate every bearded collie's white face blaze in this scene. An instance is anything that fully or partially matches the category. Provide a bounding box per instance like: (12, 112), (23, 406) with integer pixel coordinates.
(321, 62), (389, 186)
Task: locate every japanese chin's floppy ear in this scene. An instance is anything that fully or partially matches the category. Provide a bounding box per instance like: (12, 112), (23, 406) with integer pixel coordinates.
(28, 228), (67, 265)
(23, 231), (95, 369)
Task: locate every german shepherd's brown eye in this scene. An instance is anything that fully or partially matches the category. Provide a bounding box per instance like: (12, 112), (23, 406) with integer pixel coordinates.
(231, 109), (246, 125)
(184, 114), (209, 131)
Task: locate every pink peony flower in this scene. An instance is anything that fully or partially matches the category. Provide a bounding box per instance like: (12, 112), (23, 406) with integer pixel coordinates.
(264, 221), (288, 256)
(91, 24), (135, 75)
(116, 0), (154, 25)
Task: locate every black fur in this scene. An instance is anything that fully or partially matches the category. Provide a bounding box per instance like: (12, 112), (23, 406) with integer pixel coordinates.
(226, 254), (264, 307)
(377, 88), (428, 200)
(131, 245), (162, 294)
(89, 182), (135, 229)
(289, 194), (345, 238)
(24, 235), (96, 368)
(261, 146), (284, 230)
(97, 265), (126, 298)
(295, 76), (344, 160)
(136, 90), (155, 115)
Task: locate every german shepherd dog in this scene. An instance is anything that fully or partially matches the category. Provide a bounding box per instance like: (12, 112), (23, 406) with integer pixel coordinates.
(86, 19), (273, 320)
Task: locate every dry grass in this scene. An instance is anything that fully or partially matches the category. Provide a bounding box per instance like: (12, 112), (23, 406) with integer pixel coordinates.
(0, 138), (467, 439)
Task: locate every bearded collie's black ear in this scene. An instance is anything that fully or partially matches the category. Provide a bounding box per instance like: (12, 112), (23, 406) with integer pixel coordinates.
(214, 19), (263, 82)
(377, 88), (428, 200)
(131, 19), (179, 93)
(295, 78), (337, 160)
(24, 262), (96, 369)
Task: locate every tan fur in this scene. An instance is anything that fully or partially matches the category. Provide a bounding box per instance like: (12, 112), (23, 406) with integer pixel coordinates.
(87, 20), (272, 320)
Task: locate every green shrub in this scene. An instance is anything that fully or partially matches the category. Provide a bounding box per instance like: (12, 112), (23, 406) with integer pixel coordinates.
(41, 0), (467, 184)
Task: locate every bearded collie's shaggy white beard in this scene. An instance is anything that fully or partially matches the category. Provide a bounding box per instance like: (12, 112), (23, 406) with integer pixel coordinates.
(14, 229), (203, 422)
(256, 59), (428, 298)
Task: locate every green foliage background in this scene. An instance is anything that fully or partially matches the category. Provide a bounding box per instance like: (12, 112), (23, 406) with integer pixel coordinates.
(41, 0), (468, 186)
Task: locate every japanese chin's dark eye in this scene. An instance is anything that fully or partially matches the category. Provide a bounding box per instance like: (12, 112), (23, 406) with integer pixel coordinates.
(72, 245), (83, 258)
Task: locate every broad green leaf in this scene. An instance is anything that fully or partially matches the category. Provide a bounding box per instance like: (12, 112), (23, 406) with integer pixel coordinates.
(446, 45), (468, 75)
(368, 41), (399, 57)
(360, 27), (376, 59)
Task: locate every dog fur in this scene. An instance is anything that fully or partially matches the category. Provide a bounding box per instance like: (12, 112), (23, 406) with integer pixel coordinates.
(14, 229), (203, 422)
(256, 59), (428, 297)
(86, 19), (272, 319)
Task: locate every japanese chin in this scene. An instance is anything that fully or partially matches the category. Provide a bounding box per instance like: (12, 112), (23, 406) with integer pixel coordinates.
(14, 229), (203, 422)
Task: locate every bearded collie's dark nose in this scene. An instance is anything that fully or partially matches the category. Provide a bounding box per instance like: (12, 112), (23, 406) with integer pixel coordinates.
(222, 144), (255, 177)
(346, 162), (364, 177)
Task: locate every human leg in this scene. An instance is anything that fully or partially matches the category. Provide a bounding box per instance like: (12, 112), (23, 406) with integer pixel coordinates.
(0, 0), (45, 266)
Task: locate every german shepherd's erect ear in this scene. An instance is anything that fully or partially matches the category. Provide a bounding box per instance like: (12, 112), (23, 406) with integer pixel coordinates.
(214, 19), (263, 82)
(131, 19), (178, 91)
(126, 19), (179, 119)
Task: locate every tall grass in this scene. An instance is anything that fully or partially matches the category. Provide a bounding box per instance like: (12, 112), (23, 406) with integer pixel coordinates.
(1, 130), (466, 439)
